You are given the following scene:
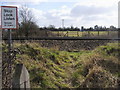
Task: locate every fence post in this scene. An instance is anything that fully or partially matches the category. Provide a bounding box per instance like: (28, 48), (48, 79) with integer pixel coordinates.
(12, 64), (30, 89)
(58, 31), (59, 37)
(108, 30), (109, 36)
(67, 31), (68, 37)
(98, 31), (99, 36)
(46, 30), (48, 37)
(82, 31), (83, 37)
(88, 31), (90, 37)
(77, 31), (79, 37)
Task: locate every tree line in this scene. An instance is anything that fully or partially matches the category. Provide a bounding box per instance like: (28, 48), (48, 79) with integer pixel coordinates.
(2, 6), (118, 38)
(40, 25), (117, 31)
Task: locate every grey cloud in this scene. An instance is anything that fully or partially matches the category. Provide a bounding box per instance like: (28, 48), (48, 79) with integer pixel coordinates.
(39, 12), (61, 27)
(81, 15), (103, 22)
(44, 12), (60, 20)
(70, 5), (112, 17)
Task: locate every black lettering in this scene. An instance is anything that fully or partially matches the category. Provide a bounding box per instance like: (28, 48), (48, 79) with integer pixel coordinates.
(10, 14), (12, 16)
(4, 9), (12, 13)
(3, 12), (5, 16)
(4, 13), (13, 16)
(4, 17), (15, 20)
(4, 9), (7, 12)
(4, 22), (12, 24)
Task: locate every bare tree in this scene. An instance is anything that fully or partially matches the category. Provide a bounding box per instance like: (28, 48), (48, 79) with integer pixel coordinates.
(18, 6), (39, 38)
(19, 6), (33, 23)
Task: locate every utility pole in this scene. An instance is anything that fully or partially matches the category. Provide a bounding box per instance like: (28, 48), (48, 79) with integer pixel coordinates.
(62, 19), (64, 29)
(62, 19), (64, 36)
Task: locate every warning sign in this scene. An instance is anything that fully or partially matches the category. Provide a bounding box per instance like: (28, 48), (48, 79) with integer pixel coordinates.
(0, 6), (18, 29)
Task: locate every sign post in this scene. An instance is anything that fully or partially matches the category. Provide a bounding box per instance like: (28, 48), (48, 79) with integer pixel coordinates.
(0, 6), (18, 88)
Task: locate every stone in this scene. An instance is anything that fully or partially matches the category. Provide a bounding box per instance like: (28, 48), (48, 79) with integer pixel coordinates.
(12, 64), (30, 89)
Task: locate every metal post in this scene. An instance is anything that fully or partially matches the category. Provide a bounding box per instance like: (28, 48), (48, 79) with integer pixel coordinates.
(0, 29), (2, 89)
(8, 29), (12, 53)
(8, 29), (12, 88)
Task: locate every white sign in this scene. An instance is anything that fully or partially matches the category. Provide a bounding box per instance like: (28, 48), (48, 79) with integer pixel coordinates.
(0, 6), (18, 29)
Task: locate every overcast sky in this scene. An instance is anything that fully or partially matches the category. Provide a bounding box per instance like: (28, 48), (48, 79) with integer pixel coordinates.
(0, 0), (119, 28)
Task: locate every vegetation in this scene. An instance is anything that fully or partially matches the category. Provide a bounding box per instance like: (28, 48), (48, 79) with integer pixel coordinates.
(2, 6), (118, 39)
(52, 31), (118, 37)
(2, 42), (119, 88)
(39, 25), (117, 31)
(2, 5), (119, 89)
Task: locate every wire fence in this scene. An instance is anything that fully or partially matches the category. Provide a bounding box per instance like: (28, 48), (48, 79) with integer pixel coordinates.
(51, 31), (118, 37)
(2, 30), (119, 39)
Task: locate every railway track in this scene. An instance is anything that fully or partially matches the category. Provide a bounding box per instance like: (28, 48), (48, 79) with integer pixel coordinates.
(2, 37), (120, 40)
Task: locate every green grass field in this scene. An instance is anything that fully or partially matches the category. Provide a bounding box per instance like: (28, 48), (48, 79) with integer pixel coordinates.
(51, 31), (118, 37)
